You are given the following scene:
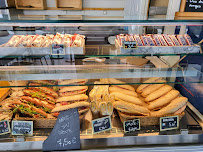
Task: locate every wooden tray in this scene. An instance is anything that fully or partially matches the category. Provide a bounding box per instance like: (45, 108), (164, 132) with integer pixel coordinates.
(15, 0), (47, 10)
(55, 0), (82, 10)
(118, 111), (185, 126)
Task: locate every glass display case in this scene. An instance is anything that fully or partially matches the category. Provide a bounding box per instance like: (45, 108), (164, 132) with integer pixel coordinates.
(0, 11), (202, 151)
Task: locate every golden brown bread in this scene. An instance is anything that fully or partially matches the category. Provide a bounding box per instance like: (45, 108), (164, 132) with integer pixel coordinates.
(145, 85), (173, 102)
(110, 92), (144, 106)
(109, 86), (137, 97)
(141, 79), (166, 97)
(136, 77), (161, 93)
(151, 97), (188, 116)
(56, 94), (88, 103)
(113, 100), (150, 116)
(108, 78), (135, 91)
(148, 90), (180, 110)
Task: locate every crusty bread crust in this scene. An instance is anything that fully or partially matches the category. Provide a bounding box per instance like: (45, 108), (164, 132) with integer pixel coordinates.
(136, 77), (161, 93)
(56, 94), (88, 103)
(151, 97), (188, 116)
(52, 101), (90, 113)
(59, 79), (88, 85)
(148, 90), (180, 110)
(141, 80), (166, 97)
(110, 92), (144, 106)
(109, 86), (137, 97)
(59, 86), (88, 92)
(145, 85), (173, 102)
(108, 78), (135, 91)
(113, 100), (150, 115)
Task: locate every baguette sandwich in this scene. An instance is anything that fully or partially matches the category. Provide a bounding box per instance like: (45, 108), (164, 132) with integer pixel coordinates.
(109, 86), (137, 97)
(59, 86), (88, 96)
(58, 79), (88, 85)
(108, 78), (135, 91)
(52, 94), (89, 114)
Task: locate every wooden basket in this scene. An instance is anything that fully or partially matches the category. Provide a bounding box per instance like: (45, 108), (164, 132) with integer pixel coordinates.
(118, 111), (185, 126)
(15, 0), (47, 10)
(14, 114), (57, 128)
(55, 0), (82, 10)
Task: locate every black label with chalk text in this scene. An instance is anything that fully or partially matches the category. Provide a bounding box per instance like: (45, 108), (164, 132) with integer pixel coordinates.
(160, 116), (179, 131)
(123, 41), (137, 49)
(0, 120), (10, 135)
(185, 0), (203, 12)
(124, 119), (140, 133)
(92, 116), (112, 134)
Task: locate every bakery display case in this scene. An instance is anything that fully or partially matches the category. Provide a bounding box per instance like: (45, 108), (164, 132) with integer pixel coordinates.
(0, 15), (202, 151)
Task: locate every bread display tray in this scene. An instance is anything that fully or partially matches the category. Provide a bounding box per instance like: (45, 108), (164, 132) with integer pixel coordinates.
(118, 111), (185, 126)
(115, 39), (200, 55)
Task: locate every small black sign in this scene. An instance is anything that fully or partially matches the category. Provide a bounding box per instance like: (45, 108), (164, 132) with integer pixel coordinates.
(160, 116), (179, 131)
(43, 108), (80, 151)
(92, 116), (112, 134)
(123, 41), (137, 49)
(185, 0), (203, 12)
(123, 119), (140, 133)
(0, 120), (11, 135)
(51, 44), (65, 55)
(12, 121), (33, 136)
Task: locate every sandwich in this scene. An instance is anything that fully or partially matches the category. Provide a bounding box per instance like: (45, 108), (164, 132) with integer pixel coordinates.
(59, 86), (88, 96)
(148, 90), (180, 110)
(145, 85), (173, 102)
(109, 86), (137, 97)
(151, 97), (188, 116)
(136, 77), (161, 93)
(108, 78), (135, 91)
(110, 92), (144, 106)
(52, 94), (89, 114)
(23, 89), (56, 105)
(113, 100), (150, 116)
(58, 79), (88, 85)
(30, 80), (57, 85)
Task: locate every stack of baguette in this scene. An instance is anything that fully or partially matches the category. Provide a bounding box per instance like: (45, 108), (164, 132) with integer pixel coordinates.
(110, 78), (150, 116)
(137, 77), (187, 116)
(51, 79), (90, 120)
(89, 78), (113, 116)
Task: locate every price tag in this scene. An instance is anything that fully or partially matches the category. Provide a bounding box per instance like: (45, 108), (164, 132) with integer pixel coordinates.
(123, 119), (140, 133)
(160, 116), (179, 131)
(185, 0), (203, 12)
(0, 120), (11, 135)
(123, 41), (137, 49)
(43, 108), (80, 151)
(12, 121), (33, 136)
(92, 116), (112, 134)
(51, 44), (65, 55)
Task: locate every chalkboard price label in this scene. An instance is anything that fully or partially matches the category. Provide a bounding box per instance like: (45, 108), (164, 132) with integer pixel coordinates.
(51, 44), (65, 55)
(160, 116), (179, 131)
(123, 41), (137, 49)
(123, 119), (140, 133)
(43, 108), (80, 151)
(12, 121), (33, 136)
(185, 0), (203, 12)
(92, 116), (112, 134)
(0, 120), (11, 135)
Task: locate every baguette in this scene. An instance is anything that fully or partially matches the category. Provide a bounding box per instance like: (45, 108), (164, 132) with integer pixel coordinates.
(59, 79), (88, 85)
(109, 86), (137, 97)
(110, 92), (143, 106)
(141, 79), (166, 97)
(148, 90), (180, 110)
(52, 101), (90, 113)
(59, 86), (88, 92)
(151, 97), (188, 116)
(108, 78), (135, 91)
(56, 94), (88, 103)
(145, 85), (173, 102)
(136, 77), (161, 93)
(113, 100), (150, 116)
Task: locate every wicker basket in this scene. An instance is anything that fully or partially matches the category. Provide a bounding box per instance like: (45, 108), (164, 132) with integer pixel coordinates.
(118, 111), (185, 126)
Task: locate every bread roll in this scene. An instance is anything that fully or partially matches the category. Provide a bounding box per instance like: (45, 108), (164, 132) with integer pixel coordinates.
(59, 79), (88, 85)
(148, 90), (180, 110)
(110, 92), (144, 106)
(141, 80), (166, 97)
(109, 86), (137, 97)
(113, 100), (150, 115)
(174, 105), (186, 115)
(151, 97), (188, 116)
(136, 77), (161, 93)
(52, 101), (90, 113)
(145, 85), (173, 102)
(56, 94), (88, 103)
(108, 78), (135, 91)
(59, 86), (88, 92)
